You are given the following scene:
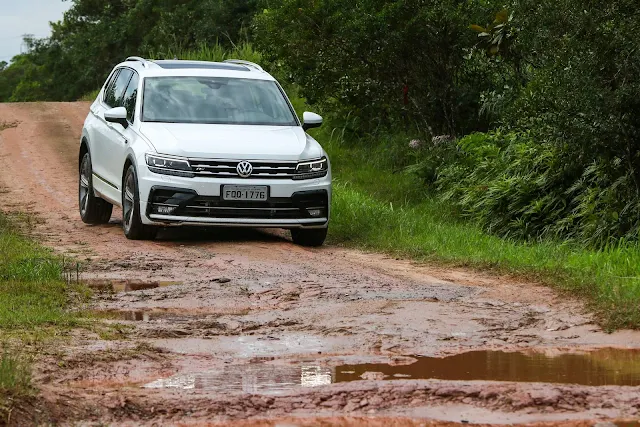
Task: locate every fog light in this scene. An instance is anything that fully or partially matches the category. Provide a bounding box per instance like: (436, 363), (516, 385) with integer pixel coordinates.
(155, 205), (177, 215)
(307, 208), (323, 218)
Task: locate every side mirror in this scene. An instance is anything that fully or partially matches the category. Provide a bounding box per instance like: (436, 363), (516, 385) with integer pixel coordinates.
(104, 106), (129, 129)
(302, 112), (323, 131)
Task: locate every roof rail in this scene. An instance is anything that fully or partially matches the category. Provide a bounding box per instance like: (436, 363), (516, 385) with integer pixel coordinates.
(126, 56), (151, 68)
(223, 59), (264, 72)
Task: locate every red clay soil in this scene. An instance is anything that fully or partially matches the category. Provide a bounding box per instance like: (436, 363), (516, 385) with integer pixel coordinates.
(1, 103), (639, 426)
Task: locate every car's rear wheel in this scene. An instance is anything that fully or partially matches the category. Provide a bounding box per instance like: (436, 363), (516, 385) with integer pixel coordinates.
(291, 227), (328, 247)
(79, 152), (113, 224)
(122, 165), (157, 240)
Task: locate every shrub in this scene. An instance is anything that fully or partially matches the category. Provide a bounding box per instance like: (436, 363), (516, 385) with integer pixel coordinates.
(426, 130), (640, 246)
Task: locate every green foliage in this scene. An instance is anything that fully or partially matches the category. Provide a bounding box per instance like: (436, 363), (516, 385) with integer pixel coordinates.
(470, 9), (517, 58)
(254, 0), (498, 136)
(418, 131), (640, 248)
(0, 215), (78, 329)
(401, 0), (640, 247)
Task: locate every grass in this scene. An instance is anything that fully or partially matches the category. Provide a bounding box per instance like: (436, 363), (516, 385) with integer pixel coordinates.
(0, 213), (83, 421)
(0, 352), (32, 399)
(0, 214), (81, 329)
(308, 124), (640, 330)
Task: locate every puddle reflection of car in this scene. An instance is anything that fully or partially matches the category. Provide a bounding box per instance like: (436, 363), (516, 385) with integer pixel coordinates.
(79, 57), (331, 246)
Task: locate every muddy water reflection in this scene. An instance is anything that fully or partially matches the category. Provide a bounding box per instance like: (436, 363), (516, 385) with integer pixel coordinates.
(144, 349), (640, 395)
(336, 349), (640, 386)
(145, 363), (332, 395)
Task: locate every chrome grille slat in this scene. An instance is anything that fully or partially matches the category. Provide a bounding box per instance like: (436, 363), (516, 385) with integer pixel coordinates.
(189, 159), (298, 179)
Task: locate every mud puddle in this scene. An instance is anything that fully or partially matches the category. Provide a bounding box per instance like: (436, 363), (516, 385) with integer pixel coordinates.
(145, 362), (333, 395)
(145, 348), (640, 395)
(85, 279), (183, 293)
(337, 348), (640, 386)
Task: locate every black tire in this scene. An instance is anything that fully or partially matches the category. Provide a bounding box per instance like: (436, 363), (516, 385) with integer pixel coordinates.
(122, 164), (157, 240)
(79, 152), (113, 224)
(291, 227), (328, 247)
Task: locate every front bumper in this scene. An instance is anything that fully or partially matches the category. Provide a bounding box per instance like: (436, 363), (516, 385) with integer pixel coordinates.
(138, 169), (331, 228)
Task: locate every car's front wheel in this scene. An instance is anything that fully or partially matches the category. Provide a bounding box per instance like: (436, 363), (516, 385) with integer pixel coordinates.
(122, 165), (157, 240)
(291, 227), (328, 247)
(79, 152), (113, 224)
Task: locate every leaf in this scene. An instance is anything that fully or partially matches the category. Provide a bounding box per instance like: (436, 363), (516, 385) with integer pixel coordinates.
(495, 9), (509, 24)
(469, 24), (486, 33)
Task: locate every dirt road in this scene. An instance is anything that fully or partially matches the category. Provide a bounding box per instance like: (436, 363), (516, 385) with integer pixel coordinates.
(1, 103), (640, 426)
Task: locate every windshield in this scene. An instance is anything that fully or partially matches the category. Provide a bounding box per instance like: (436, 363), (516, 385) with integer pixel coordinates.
(142, 77), (298, 126)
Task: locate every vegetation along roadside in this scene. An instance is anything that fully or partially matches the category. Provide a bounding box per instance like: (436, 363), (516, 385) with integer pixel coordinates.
(0, 213), (85, 423)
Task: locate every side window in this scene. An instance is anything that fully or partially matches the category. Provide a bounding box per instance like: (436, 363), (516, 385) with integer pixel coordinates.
(104, 68), (133, 108)
(102, 69), (120, 105)
(121, 72), (139, 122)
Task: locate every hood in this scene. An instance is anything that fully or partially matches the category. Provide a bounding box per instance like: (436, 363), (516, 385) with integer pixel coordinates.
(139, 123), (323, 161)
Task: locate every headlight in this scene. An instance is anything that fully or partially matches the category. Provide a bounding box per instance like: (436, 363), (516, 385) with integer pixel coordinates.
(145, 153), (194, 178)
(294, 157), (328, 180)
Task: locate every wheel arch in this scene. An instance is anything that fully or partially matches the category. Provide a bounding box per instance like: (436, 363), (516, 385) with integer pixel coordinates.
(79, 137), (90, 172)
(122, 154), (137, 186)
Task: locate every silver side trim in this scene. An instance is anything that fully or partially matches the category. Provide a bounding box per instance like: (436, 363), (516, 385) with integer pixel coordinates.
(185, 206), (299, 211)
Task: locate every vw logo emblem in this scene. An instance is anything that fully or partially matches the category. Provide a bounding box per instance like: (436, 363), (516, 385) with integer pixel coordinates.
(236, 161), (253, 178)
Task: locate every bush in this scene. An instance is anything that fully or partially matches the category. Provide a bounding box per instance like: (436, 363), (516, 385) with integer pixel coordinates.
(425, 130), (640, 246)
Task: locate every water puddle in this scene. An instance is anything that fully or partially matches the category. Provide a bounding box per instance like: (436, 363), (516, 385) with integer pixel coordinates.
(336, 349), (640, 387)
(85, 279), (182, 293)
(145, 362), (332, 395)
(143, 349), (640, 394)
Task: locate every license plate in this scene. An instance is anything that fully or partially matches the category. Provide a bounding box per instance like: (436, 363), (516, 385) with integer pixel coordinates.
(222, 185), (268, 201)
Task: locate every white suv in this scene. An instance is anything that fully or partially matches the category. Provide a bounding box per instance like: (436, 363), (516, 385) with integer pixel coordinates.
(79, 57), (331, 246)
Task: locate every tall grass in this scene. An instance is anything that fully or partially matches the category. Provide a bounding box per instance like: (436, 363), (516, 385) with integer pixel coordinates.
(0, 215), (79, 329)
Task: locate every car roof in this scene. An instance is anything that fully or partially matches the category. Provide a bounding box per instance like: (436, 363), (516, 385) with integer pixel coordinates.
(115, 57), (275, 81)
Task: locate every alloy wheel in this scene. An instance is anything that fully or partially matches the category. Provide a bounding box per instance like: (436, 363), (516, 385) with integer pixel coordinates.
(123, 170), (135, 232)
(79, 156), (91, 216)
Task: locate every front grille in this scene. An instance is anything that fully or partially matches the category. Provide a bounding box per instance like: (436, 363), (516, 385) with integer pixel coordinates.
(189, 159), (298, 179)
(148, 188), (328, 220)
